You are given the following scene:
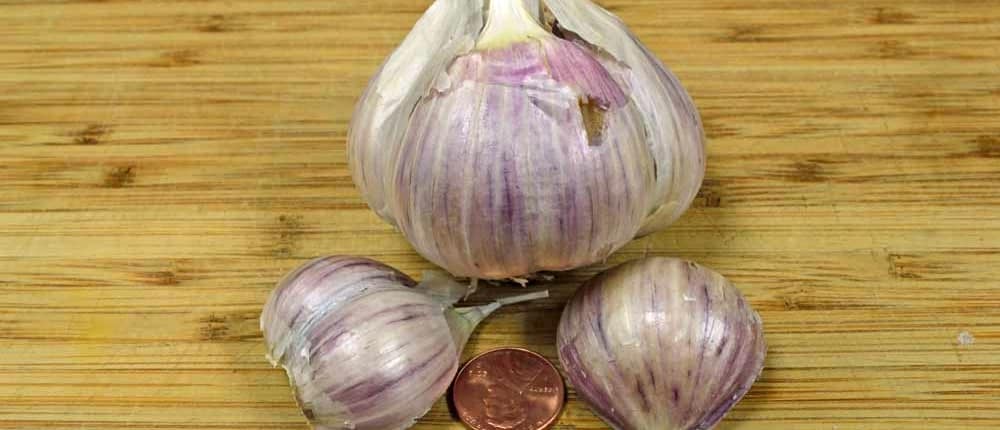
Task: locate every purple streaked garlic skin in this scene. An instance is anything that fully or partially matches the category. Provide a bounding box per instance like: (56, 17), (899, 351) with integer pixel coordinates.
(349, 0), (705, 280)
(260, 256), (546, 430)
(393, 37), (653, 280)
(557, 257), (766, 430)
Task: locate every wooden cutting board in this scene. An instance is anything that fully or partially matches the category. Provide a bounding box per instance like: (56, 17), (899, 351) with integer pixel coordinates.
(1, 0), (998, 429)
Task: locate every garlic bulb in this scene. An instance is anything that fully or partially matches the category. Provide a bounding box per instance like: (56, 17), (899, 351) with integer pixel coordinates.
(260, 256), (547, 430)
(557, 257), (766, 430)
(349, 0), (705, 280)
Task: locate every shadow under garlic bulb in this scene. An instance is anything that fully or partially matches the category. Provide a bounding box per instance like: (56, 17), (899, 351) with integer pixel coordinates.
(557, 257), (766, 430)
(349, 0), (705, 280)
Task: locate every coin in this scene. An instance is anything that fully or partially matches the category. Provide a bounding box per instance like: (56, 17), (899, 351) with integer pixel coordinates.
(452, 348), (565, 430)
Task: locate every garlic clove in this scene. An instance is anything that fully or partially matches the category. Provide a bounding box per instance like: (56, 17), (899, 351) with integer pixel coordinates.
(261, 256), (548, 430)
(260, 256), (413, 366)
(557, 257), (766, 430)
(349, 0), (485, 226)
(542, 0), (706, 235)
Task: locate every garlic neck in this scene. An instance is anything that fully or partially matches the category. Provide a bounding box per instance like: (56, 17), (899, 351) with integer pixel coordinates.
(476, 0), (550, 50)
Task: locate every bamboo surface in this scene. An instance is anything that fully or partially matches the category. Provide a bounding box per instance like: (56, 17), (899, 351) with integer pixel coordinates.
(1, 0), (999, 429)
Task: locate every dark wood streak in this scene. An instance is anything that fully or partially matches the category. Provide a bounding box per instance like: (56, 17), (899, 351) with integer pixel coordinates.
(971, 135), (1000, 158)
(198, 311), (261, 342)
(72, 124), (112, 145)
(103, 165), (136, 188)
(136, 270), (180, 286)
(272, 214), (305, 258)
(150, 50), (202, 68)
(199, 14), (237, 33)
(869, 7), (917, 25)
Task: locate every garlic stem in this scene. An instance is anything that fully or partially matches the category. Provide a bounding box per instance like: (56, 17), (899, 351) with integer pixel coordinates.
(495, 289), (549, 306)
(476, 0), (550, 49)
(446, 289), (549, 351)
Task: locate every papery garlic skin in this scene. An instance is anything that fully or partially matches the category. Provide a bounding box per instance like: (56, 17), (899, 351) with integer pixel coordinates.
(349, 0), (705, 279)
(261, 256), (545, 430)
(557, 257), (766, 430)
(349, 0), (485, 226)
(393, 37), (654, 280)
(543, 0), (706, 236)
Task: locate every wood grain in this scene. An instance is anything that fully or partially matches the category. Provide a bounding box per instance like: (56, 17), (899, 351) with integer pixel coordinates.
(1, 0), (998, 428)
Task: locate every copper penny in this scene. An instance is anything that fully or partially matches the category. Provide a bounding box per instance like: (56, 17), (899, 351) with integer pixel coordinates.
(453, 348), (565, 430)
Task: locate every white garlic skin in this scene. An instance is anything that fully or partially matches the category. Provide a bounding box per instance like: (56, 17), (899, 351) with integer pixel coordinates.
(260, 257), (462, 430)
(349, 0), (705, 279)
(557, 257), (766, 430)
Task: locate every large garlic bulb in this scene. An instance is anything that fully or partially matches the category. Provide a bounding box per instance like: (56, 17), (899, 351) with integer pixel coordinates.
(349, 0), (705, 279)
(557, 257), (766, 430)
(260, 256), (546, 430)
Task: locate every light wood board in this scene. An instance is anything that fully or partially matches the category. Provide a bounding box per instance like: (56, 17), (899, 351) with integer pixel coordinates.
(1, 0), (998, 428)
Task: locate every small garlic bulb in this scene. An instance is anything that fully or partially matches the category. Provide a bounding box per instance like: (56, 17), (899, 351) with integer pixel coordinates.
(557, 257), (766, 430)
(349, 0), (705, 279)
(260, 256), (546, 430)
